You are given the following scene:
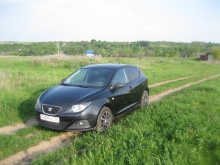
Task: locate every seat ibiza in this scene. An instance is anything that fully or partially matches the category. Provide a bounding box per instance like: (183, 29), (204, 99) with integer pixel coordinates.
(35, 64), (149, 131)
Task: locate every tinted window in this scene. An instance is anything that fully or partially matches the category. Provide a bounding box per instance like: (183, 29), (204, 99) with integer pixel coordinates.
(126, 66), (140, 81)
(70, 69), (87, 82)
(64, 68), (114, 87)
(112, 68), (128, 84)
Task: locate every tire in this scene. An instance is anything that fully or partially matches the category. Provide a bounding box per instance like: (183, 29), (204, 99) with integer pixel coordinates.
(140, 90), (149, 108)
(96, 107), (113, 131)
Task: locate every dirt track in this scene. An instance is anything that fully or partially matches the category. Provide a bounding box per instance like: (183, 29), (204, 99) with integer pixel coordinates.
(150, 74), (220, 102)
(0, 75), (198, 135)
(0, 74), (219, 165)
(0, 132), (75, 165)
(149, 75), (196, 88)
(0, 119), (37, 135)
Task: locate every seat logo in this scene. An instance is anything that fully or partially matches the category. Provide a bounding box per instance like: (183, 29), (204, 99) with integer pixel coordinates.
(48, 107), (52, 112)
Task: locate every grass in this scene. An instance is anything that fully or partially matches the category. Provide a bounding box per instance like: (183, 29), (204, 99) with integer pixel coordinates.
(32, 76), (220, 165)
(0, 126), (60, 159)
(150, 72), (219, 95)
(0, 56), (220, 163)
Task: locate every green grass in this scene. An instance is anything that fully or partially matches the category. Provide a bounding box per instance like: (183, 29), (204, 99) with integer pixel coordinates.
(0, 56), (220, 163)
(150, 72), (219, 95)
(32, 77), (220, 165)
(0, 56), (103, 126)
(0, 126), (60, 159)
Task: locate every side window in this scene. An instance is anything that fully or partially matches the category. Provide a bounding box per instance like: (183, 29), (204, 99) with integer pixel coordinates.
(126, 66), (140, 82)
(112, 68), (128, 84)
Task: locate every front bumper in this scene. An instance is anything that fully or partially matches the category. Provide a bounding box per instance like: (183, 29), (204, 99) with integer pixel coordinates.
(35, 104), (100, 131)
(36, 112), (96, 131)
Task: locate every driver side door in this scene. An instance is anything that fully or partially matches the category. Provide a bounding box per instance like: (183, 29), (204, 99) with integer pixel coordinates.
(109, 68), (133, 115)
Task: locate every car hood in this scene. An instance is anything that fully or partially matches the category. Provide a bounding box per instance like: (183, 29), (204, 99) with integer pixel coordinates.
(40, 85), (102, 107)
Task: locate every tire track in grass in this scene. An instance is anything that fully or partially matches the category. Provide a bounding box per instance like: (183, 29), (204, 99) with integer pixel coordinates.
(0, 132), (76, 165)
(149, 75), (196, 88)
(0, 74), (220, 165)
(0, 75), (197, 135)
(0, 74), (218, 135)
(0, 119), (37, 134)
(149, 74), (220, 102)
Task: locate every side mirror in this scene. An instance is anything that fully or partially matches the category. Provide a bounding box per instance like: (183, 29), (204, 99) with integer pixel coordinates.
(110, 82), (125, 91)
(60, 78), (66, 84)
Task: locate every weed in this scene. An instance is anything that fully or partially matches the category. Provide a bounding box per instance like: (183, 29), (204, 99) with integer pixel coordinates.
(0, 57), (220, 164)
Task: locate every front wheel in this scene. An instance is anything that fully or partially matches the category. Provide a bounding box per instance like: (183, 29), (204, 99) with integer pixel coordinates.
(96, 107), (113, 131)
(140, 90), (149, 108)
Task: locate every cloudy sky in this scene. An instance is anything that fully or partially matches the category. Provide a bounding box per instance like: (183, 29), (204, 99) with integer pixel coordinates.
(0, 0), (220, 42)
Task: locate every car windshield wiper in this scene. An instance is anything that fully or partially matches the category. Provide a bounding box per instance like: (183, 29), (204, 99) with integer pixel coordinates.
(72, 84), (90, 88)
(61, 83), (96, 88)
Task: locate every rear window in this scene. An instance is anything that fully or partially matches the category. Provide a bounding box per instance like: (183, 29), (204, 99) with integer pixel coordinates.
(126, 66), (140, 82)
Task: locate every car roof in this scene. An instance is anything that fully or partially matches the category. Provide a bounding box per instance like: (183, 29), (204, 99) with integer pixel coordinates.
(82, 64), (130, 70)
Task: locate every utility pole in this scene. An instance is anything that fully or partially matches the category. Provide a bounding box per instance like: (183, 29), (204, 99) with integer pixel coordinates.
(57, 43), (60, 55)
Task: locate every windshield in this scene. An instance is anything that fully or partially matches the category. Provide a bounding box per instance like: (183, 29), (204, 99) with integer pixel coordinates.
(63, 68), (114, 87)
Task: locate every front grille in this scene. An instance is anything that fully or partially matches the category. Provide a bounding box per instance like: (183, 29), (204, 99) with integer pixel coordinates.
(42, 104), (62, 115)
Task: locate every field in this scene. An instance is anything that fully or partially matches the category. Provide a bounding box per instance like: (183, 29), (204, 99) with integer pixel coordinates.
(0, 56), (220, 165)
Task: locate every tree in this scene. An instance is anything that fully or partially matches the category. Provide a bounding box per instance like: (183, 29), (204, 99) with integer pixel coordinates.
(212, 48), (220, 60)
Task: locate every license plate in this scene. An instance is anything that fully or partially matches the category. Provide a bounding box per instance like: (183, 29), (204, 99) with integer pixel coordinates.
(40, 114), (60, 123)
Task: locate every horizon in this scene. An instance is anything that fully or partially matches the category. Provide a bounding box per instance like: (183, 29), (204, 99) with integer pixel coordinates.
(0, 40), (219, 44)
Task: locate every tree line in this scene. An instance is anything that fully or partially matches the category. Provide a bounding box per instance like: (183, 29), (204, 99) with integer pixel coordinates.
(0, 40), (220, 59)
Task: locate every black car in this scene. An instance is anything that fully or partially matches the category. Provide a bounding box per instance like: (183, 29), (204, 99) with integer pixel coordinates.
(35, 64), (149, 131)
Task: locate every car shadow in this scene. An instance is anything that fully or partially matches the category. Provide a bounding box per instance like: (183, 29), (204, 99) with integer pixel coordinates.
(18, 88), (83, 133)
(18, 88), (47, 125)
(18, 88), (140, 134)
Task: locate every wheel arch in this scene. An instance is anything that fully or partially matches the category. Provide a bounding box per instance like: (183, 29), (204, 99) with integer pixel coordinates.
(92, 98), (114, 119)
(145, 87), (150, 95)
(95, 105), (113, 131)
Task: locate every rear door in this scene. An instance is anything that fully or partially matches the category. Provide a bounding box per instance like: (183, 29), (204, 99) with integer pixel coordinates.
(125, 66), (143, 104)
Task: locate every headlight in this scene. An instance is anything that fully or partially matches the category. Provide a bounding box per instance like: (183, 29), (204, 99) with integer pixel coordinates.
(65, 102), (91, 113)
(35, 97), (41, 110)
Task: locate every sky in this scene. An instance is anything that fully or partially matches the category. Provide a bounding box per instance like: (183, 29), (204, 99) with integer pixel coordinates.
(0, 0), (220, 43)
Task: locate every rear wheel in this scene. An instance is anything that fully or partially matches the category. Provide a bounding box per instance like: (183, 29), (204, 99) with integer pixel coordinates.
(140, 90), (149, 108)
(96, 107), (113, 131)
